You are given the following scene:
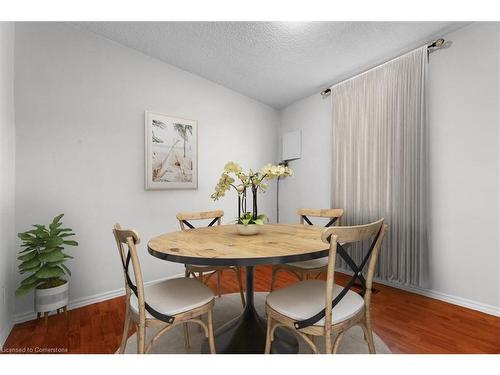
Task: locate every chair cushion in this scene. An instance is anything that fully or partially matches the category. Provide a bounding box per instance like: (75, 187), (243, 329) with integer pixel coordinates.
(285, 257), (329, 269)
(186, 264), (213, 267)
(129, 278), (214, 318)
(266, 280), (364, 325)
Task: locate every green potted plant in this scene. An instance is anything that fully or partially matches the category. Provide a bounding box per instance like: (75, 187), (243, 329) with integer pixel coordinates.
(16, 214), (78, 318)
(211, 161), (293, 235)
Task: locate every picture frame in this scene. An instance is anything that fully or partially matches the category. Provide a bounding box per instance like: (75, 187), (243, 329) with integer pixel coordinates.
(145, 111), (198, 190)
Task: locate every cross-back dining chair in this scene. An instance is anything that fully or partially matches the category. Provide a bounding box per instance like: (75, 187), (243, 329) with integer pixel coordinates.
(113, 224), (216, 354)
(270, 208), (344, 291)
(264, 219), (387, 354)
(176, 210), (245, 307)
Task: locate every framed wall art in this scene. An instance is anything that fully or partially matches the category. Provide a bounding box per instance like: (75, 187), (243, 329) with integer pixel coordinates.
(145, 111), (198, 190)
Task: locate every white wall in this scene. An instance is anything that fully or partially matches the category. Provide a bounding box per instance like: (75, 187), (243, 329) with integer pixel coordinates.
(279, 94), (332, 224)
(279, 22), (500, 315)
(427, 22), (500, 311)
(0, 22), (16, 346)
(14, 23), (280, 320)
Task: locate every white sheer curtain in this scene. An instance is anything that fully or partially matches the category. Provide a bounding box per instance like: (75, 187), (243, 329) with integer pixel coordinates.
(331, 46), (429, 287)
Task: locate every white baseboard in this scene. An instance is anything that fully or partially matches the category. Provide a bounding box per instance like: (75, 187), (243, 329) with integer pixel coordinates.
(13, 272), (184, 324)
(336, 269), (500, 317)
(0, 320), (14, 349)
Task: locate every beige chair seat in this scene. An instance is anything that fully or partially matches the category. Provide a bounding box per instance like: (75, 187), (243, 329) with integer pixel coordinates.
(285, 257), (329, 269)
(186, 264), (215, 270)
(266, 280), (364, 326)
(130, 278), (214, 318)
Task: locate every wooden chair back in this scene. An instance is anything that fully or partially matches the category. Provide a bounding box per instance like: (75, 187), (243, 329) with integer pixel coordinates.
(298, 208), (344, 227)
(176, 210), (224, 231)
(321, 219), (387, 327)
(112, 224), (146, 321)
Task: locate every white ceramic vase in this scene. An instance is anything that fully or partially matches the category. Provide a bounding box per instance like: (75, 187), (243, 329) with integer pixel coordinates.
(236, 224), (260, 236)
(35, 281), (69, 313)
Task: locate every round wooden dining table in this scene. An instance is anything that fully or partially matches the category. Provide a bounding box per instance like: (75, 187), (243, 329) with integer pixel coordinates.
(147, 223), (329, 354)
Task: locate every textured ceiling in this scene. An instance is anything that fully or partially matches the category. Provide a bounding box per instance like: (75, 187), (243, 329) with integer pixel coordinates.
(72, 22), (468, 109)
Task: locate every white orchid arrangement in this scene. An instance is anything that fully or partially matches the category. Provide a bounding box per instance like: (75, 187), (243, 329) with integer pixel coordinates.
(211, 161), (293, 225)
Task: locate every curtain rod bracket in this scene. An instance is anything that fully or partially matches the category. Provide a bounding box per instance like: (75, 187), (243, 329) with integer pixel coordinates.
(427, 38), (446, 50)
(321, 88), (331, 98)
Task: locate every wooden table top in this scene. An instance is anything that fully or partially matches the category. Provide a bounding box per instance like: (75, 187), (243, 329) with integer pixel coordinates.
(147, 224), (330, 266)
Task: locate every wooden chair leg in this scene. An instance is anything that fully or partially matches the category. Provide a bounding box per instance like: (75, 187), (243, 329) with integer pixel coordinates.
(37, 312), (41, 319)
(184, 266), (190, 278)
(196, 282), (204, 333)
(63, 306), (68, 318)
(235, 267), (245, 307)
(183, 323), (190, 351)
(44, 312), (48, 326)
(207, 310), (216, 354)
(264, 316), (273, 354)
(137, 323), (146, 354)
(119, 308), (131, 354)
(324, 326), (332, 354)
(362, 319), (376, 354)
(216, 270), (222, 298)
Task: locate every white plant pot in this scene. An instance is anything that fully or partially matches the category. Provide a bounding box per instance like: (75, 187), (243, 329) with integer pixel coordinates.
(236, 224), (261, 236)
(35, 281), (69, 313)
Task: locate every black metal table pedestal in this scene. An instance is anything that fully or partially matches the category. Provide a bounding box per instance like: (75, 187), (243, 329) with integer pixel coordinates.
(201, 266), (299, 354)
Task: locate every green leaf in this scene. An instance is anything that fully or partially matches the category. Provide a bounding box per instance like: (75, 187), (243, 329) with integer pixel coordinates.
(256, 214), (268, 222)
(38, 246), (58, 254)
(38, 244), (63, 253)
(16, 282), (40, 296)
(62, 253), (74, 259)
(49, 221), (62, 231)
(19, 258), (41, 271)
(61, 264), (71, 276)
(20, 242), (36, 247)
(20, 273), (40, 286)
(21, 234), (42, 242)
(241, 218), (251, 225)
(56, 228), (73, 233)
(18, 232), (36, 242)
(58, 232), (75, 238)
(32, 224), (49, 234)
(18, 245), (39, 253)
(51, 213), (64, 227)
(46, 259), (65, 266)
(63, 240), (78, 246)
(44, 236), (64, 249)
(39, 249), (65, 263)
(19, 266), (42, 275)
(253, 219), (264, 225)
(35, 265), (65, 279)
(18, 249), (36, 256)
(17, 251), (38, 262)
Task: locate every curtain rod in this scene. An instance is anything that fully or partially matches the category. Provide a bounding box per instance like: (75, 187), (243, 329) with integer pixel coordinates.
(320, 38), (447, 98)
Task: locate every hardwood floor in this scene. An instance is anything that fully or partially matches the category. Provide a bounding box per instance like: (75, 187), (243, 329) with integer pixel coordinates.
(3, 266), (500, 354)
